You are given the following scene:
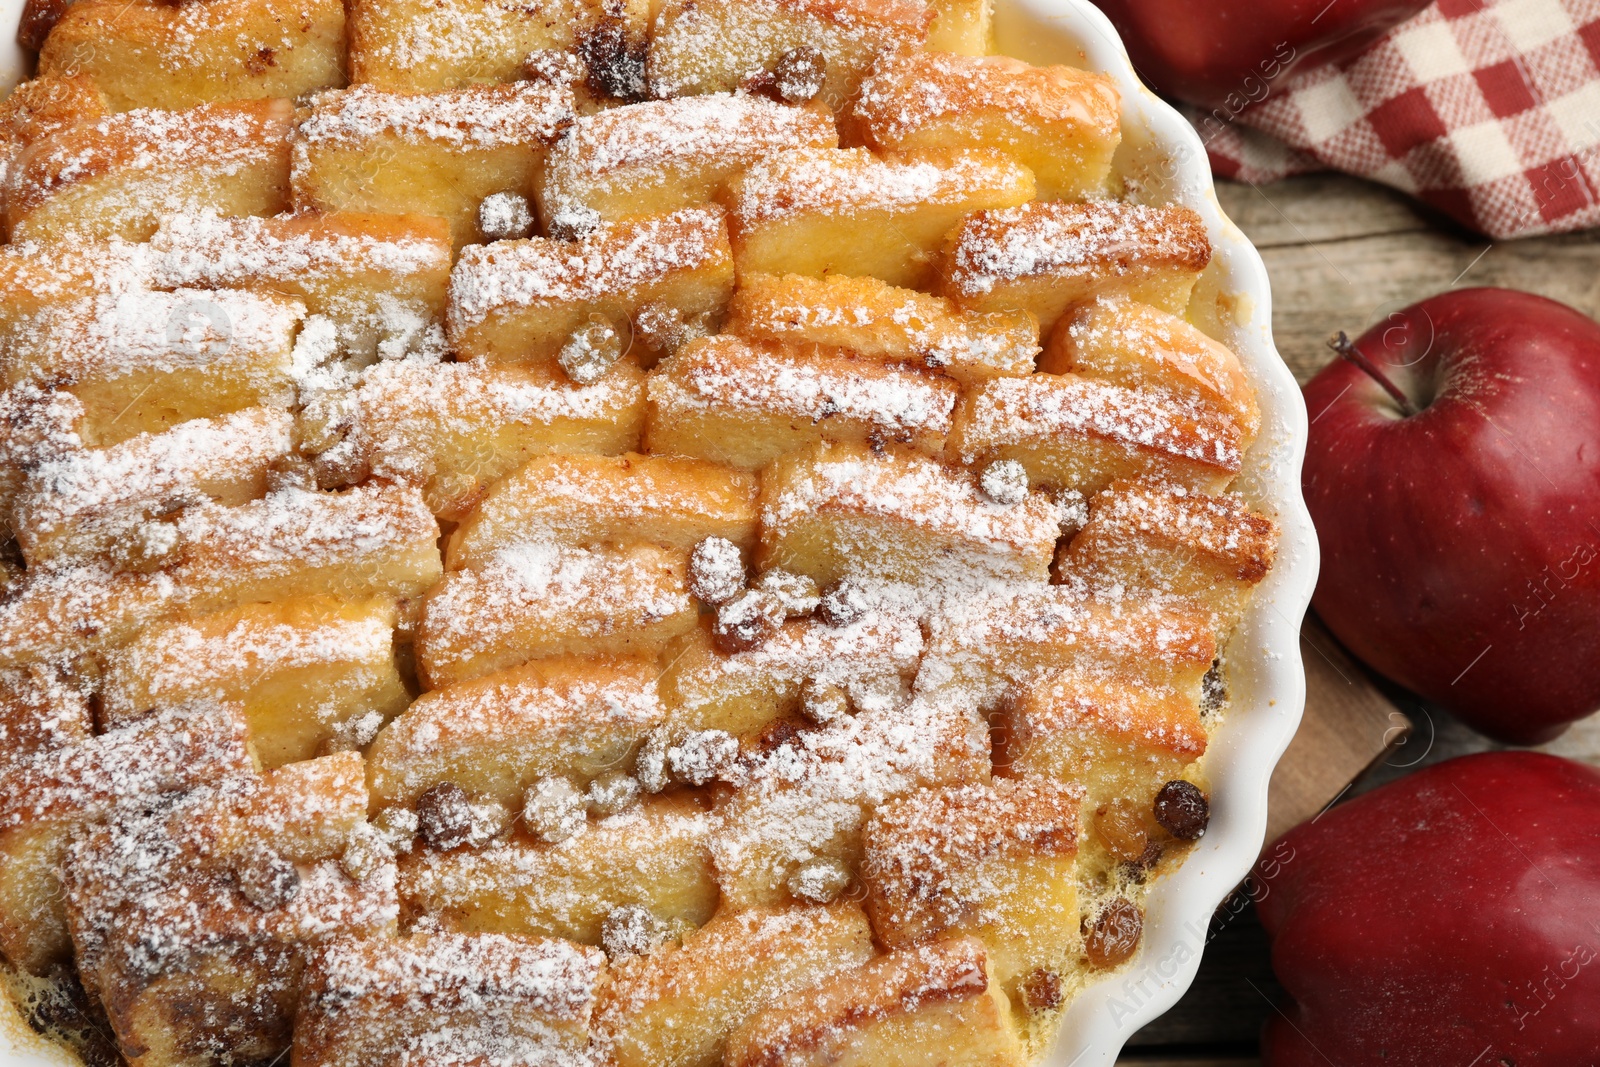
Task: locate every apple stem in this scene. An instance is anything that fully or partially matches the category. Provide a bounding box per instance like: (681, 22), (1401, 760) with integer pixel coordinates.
(1328, 332), (1417, 417)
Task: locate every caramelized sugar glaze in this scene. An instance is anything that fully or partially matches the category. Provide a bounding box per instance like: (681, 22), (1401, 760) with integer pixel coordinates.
(0, 0), (1276, 1063)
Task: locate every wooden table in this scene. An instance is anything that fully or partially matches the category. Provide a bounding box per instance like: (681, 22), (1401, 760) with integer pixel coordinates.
(1115, 173), (1600, 1066)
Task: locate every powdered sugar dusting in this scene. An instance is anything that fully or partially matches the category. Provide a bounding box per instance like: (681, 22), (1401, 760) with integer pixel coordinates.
(658, 336), (958, 437)
(733, 148), (1029, 226)
(297, 81), (575, 150)
(955, 373), (1244, 471)
(447, 207), (729, 332)
(945, 200), (1211, 296)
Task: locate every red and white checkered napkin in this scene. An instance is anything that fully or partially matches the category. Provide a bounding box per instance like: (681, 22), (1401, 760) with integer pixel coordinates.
(1185, 0), (1600, 239)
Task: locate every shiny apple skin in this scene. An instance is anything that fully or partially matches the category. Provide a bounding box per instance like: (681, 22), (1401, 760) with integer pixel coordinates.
(1303, 288), (1600, 744)
(1095, 0), (1432, 109)
(1257, 752), (1600, 1067)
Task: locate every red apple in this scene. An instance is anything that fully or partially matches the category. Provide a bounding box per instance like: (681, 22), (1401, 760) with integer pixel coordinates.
(1256, 752), (1600, 1067)
(1094, 0), (1431, 111)
(1303, 288), (1600, 744)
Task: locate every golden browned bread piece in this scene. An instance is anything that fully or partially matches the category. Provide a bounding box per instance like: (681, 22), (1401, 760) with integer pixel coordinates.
(916, 588), (1218, 713)
(415, 541), (696, 688)
(646, 0), (931, 103)
(99, 596), (410, 768)
(295, 932), (605, 1067)
(11, 406), (293, 566)
(0, 238), (147, 357)
(166, 482), (445, 613)
(849, 51), (1121, 201)
(399, 793), (719, 942)
(60, 753), (394, 1067)
(367, 654), (664, 808)
(292, 81), (576, 249)
(645, 335), (962, 469)
(147, 210), (454, 358)
(947, 372), (1246, 496)
(757, 441), (1061, 589)
(997, 668), (1207, 810)
(447, 207), (736, 365)
(0, 74), (104, 150)
(0, 563), (189, 669)
(350, 357), (647, 520)
(0, 664), (93, 770)
(346, 0), (644, 92)
(861, 776), (1083, 998)
(38, 0), (346, 113)
(1043, 297), (1260, 443)
(726, 272), (1040, 383)
(593, 901), (875, 1067)
(5, 99), (294, 242)
(2, 288), (303, 448)
(0, 483), (442, 667)
(0, 74), (106, 205)
(446, 452), (760, 568)
(542, 93), (838, 226)
(726, 938), (1029, 1067)
(938, 200), (1213, 330)
(711, 698), (990, 909)
(658, 610), (923, 738)
(0, 704), (252, 976)
(1058, 478), (1278, 633)
(728, 147), (1035, 289)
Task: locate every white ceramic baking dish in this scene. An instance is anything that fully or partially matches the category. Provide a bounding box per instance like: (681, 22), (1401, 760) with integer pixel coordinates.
(0, 0), (1318, 1062)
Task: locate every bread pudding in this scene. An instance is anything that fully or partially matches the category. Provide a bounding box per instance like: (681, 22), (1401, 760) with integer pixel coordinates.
(0, 1), (1277, 1063)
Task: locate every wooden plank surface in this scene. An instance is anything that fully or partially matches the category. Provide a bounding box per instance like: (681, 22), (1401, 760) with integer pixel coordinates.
(1214, 175), (1600, 386)
(1118, 172), (1600, 1066)
(1267, 616), (1407, 845)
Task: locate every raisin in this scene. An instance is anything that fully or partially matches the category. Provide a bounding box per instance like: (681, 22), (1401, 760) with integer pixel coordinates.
(547, 204), (602, 242)
(558, 320), (624, 384)
(666, 729), (740, 786)
(755, 717), (803, 754)
(635, 727), (672, 793)
(1201, 659), (1227, 716)
(1094, 800), (1149, 862)
(265, 453), (318, 494)
(587, 771), (642, 818)
(979, 458), (1030, 505)
(417, 782), (474, 850)
(339, 827), (391, 882)
(478, 191), (534, 242)
(799, 680), (850, 725)
(1153, 780), (1210, 840)
(712, 589), (783, 654)
(634, 301), (709, 355)
(770, 46), (826, 104)
(1119, 839), (1165, 884)
(787, 856), (851, 903)
(687, 536), (744, 605)
(311, 442), (371, 491)
(601, 904), (667, 957)
(1085, 898), (1143, 968)
(817, 578), (869, 627)
(1021, 968), (1063, 1012)
(522, 776), (587, 843)
(577, 17), (648, 101)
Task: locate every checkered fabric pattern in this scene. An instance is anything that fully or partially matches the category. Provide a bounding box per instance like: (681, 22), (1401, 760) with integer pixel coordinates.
(1186, 0), (1600, 239)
